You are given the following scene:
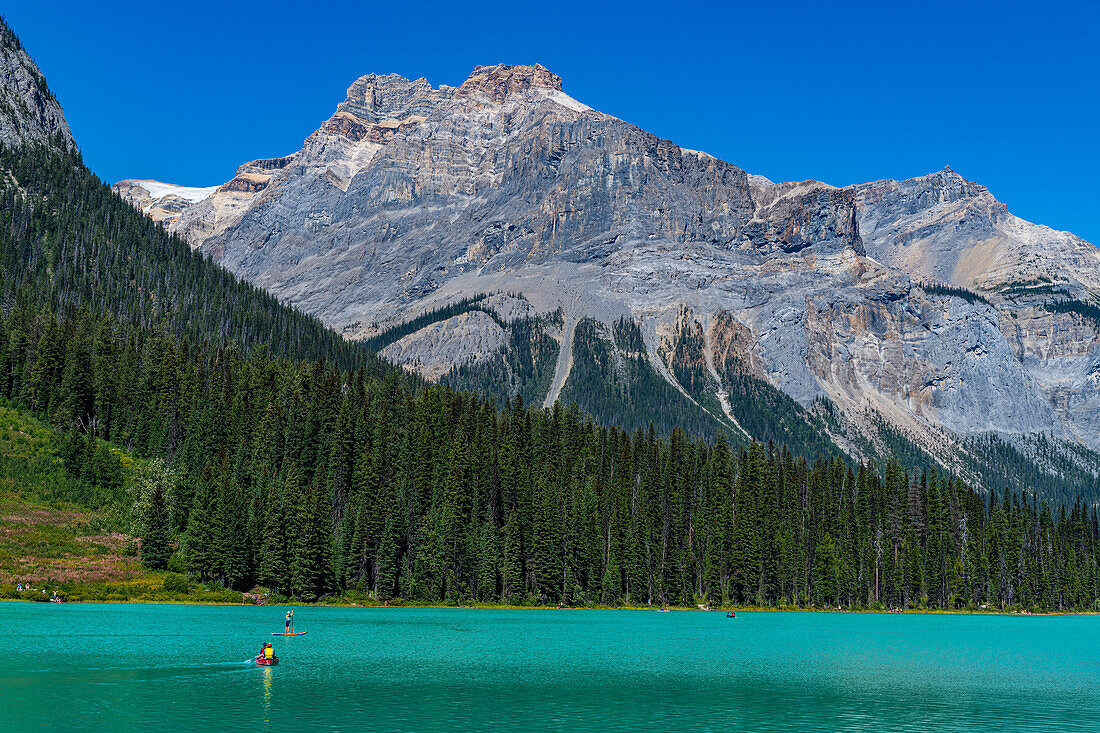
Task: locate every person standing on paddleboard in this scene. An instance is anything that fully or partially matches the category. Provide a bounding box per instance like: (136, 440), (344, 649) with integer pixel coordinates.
(285, 609), (293, 633)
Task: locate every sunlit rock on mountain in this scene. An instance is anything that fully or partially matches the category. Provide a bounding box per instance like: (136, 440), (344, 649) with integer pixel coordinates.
(113, 63), (1100, 487)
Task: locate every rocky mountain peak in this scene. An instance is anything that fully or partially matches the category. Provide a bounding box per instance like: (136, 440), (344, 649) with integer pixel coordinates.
(338, 73), (439, 123)
(850, 164), (1100, 297)
(107, 55), (1100, 473)
(456, 63), (562, 102)
(0, 17), (74, 150)
(911, 165), (987, 207)
(852, 167), (989, 217)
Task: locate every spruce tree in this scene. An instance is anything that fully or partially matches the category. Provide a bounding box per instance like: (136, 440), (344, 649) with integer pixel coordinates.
(142, 483), (172, 570)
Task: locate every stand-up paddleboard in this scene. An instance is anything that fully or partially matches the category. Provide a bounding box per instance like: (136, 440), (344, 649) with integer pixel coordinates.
(271, 630), (308, 636)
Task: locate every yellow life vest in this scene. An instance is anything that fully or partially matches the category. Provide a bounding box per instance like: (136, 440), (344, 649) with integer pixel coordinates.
(264, 646), (274, 659)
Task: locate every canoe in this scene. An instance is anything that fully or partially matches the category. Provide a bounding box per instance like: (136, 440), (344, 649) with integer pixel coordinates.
(255, 655), (279, 666)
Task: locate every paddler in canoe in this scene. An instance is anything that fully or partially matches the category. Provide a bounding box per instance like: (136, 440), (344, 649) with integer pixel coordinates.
(256, 642), (277, 665)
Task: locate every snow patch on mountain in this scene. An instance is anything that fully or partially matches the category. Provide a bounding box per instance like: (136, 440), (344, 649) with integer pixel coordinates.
(126, 180), (219, 204)
(538, 88), (592, 113)
(680, 148), (714, 159)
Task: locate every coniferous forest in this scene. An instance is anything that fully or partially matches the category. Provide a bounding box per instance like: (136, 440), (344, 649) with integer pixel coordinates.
(4, 143), (1100, 611)
(0, 144), (384, 373)
(6, 303), (1100, 611)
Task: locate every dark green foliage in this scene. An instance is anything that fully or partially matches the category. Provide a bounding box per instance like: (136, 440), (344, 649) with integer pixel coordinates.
(994, 278), (1070, 299)
(53, 427), (126, 508)
(856, 410), (1100, 506)
(958, 432), (1100, 507)
(920, 282), (992, 306)
(3, 140), (1098, 611)
(558, 318), (728, 438)
(362, 295), (490, 352)
(834, 407), (1100, 507)
(445, 315), (559, 408)
(851, 410), (933, 474)
(142, 483), (172, 570)
(163, 572), (188, 593)
(0, 143), (397, 377)
(1044, 299), (1100, 330)
(5, 304), (1100, 611)
(719, 370), (840, 461)
(558, 314), (840, 459)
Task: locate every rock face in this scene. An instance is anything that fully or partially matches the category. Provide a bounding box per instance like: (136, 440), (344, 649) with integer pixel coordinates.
(851, 167), (1100, 297)
(846, 168), (1100, 447)
(380, 310), (508, 381)
(0, 18), (73, 150)
(131, 64), (862, 331)
(114, 62), (1100, 473)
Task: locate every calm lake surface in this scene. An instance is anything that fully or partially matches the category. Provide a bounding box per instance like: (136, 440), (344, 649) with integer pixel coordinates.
(0, 603), (1097, 731)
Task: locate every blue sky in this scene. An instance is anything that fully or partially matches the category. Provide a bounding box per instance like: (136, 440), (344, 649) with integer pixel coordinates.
(6, 0), (1099, 241)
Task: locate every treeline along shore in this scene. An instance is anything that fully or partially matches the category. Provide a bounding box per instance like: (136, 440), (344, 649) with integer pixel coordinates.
(4, 302), (1100, 612)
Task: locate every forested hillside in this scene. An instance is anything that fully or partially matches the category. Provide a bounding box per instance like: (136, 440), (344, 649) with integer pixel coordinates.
(0, 144), (392, 374)
(2, 137), (1099, 611)
(4, 302), (1100, 611)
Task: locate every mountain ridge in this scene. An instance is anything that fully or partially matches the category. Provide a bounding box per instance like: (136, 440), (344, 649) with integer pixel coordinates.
(0, 16), (73, 151)
(5, 15), (1100, 627)
(109, 63), (1100, 491)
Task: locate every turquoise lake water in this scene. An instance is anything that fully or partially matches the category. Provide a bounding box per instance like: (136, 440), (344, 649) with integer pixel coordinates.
(0, 603), (1097, 731)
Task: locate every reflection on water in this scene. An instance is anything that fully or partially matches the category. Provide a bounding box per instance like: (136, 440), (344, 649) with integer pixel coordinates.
(0, 604), (1098, 732)
(262, 665), (272, 726)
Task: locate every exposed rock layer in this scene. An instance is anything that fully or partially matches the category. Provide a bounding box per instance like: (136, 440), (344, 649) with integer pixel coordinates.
(380, 310), (507, 381)
(112, 63), (1100, 460)
(0, 19), (73, 150)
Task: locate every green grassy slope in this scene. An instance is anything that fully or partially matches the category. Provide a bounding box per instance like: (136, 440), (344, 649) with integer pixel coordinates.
(0, 403), (239, 603)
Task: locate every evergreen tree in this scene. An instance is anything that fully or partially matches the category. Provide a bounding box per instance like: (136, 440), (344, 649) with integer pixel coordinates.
(142, 482), (172, 570)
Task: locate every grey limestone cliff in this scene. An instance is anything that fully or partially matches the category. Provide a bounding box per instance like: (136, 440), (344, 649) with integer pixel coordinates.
(111, 63), (1100, 473)
(0, 18), (73, 150)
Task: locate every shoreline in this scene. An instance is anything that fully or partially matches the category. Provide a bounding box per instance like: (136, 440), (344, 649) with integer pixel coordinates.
(2, 596), (1092, 616)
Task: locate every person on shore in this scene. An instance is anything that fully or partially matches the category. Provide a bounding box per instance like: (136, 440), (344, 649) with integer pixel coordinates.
(285, 609), (293, 633)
